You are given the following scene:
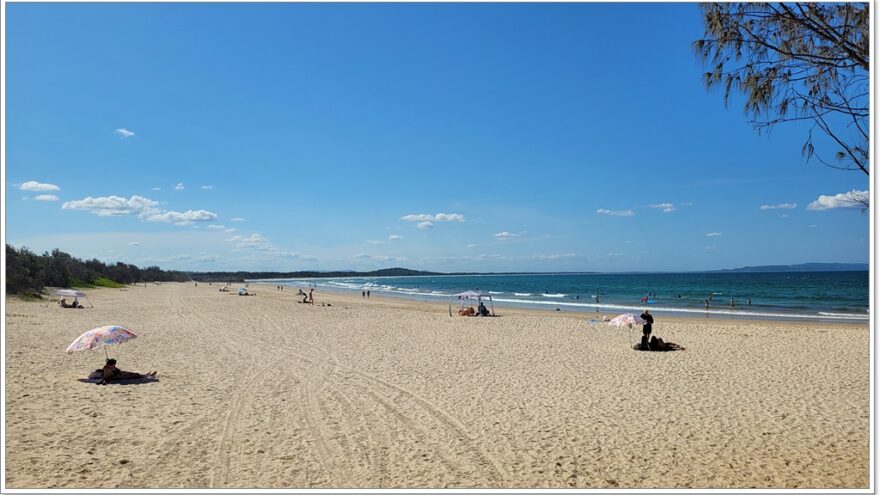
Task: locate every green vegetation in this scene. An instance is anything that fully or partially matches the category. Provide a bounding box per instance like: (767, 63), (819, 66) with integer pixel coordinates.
(695, 3), (869, 178)
(68, 277), (96, 288)
(93, 277), (125, 288)
(5, 244), (189, 296)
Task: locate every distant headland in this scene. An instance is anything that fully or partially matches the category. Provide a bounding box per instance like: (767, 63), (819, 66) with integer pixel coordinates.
(712, 262), (868, 273)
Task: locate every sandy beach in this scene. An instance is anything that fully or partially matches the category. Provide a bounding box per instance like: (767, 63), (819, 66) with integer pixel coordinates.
(3, 282), (870, 489)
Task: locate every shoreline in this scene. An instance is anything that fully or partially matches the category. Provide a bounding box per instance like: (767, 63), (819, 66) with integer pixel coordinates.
(248, 281), (870, 325)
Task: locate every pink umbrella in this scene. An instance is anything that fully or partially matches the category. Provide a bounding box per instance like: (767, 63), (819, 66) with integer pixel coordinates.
(607, 313), (646, 346)
(607, 313), (647, 327)
(66, 325), (138, 359)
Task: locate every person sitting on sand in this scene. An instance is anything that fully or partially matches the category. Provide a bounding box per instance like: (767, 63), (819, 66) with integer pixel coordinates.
(459, 306), (476, 316)
(99, 358), (156, 385)
(59, 298), (70, 308)
(649, 336), (684, 351)
(477, 301), (490, 316)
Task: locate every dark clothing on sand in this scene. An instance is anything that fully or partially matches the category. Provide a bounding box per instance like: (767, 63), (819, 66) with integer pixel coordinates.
(640, 312), (654, 336)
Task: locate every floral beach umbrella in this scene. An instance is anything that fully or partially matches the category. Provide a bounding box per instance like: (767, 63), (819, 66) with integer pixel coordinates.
(607, 313), (646, 346)
(66, 325), (138, 359)
(607, 313), (647, 327)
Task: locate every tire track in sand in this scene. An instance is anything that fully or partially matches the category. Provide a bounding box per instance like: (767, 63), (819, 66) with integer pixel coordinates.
(261, 310), (506, 486)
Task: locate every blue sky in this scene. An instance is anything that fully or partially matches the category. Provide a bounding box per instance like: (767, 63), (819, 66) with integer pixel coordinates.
(4, 3), (871, 272)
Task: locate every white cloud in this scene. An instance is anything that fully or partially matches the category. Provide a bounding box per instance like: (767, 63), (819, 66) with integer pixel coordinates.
(466, 244), (477, 248)
(417, 221), (434, 229)
(388, 234), (403, 241)
(807, 190), (869, 210)
(649, 203), (676, 213)
(435, 213), (464, 222)
(531, 253), (579, 260)
(173, 183), (185, 190)
(128, 241), (141, 246)
(779, 214), (789, 218)
(145, 209), (218, 225)
(760, 203), (797, 210)
(706, 232), (723, 237)
(596, 208), (635, 217)
(494, 231), (520, 240)
(201, 185), (213, 190)
(230, 217), (245, 222)
(809, 224), (818, 228)
(228, 233), (274, 251)
(115, 128), (135, 139)
(62, 195), (160, 217)
(402, 214), (433, 221)
(20, 181), (60, 192)
(152, 187), (161, 191)
(224, 228), (236, 232)
(33, 194), (59, 202)
(63, 193), (217, 227)
(206, 224), (226, 230)
(366, 240), (383, 245)
(401, 212), (464, 222)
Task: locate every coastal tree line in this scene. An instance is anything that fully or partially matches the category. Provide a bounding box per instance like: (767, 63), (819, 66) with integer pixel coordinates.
(4, 244), (444, 296)
(5, 244), (189, 296)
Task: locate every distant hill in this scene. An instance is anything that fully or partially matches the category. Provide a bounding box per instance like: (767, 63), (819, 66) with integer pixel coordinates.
(715, 262), (868, 273)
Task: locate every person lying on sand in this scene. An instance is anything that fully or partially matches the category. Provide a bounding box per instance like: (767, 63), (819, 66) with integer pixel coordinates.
(649, 336), (684, 351)
(634, 335), (684, 351)
(99, 358), (156, 385)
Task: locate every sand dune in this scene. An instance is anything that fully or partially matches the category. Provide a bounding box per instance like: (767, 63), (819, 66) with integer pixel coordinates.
(4, 283), (870, 488)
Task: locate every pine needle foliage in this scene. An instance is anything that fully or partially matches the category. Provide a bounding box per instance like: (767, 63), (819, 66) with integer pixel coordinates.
(694, 3), (869, 176)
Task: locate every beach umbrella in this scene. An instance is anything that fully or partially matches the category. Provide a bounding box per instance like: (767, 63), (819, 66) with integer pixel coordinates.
(66, 325), (138, 360)
(607, 313), (647, 327)
(49, 289), (93, 308)
(607, 313), (646, 346)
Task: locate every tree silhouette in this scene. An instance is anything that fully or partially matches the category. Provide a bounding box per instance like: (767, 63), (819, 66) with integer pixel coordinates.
(694, 3), (869, 177)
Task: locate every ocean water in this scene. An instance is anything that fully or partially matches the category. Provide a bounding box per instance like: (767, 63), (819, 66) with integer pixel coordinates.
(265, 271), (870, 322)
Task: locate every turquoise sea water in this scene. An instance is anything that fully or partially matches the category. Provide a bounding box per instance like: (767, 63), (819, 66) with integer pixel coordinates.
(266, 271), (870, 322)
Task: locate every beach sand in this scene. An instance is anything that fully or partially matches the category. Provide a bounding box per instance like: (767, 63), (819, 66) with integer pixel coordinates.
(4, 283), (870, 489)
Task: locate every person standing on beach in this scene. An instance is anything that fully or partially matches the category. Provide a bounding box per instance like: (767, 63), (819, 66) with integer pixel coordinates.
(362, 291), (366, 298)
(367, 290), (370, 298)
(640, 309), (653, 338)
(309, 288), (314, 303)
